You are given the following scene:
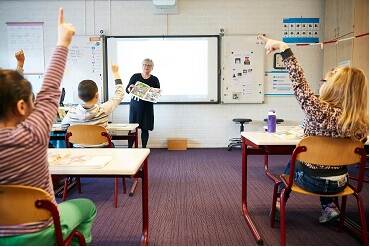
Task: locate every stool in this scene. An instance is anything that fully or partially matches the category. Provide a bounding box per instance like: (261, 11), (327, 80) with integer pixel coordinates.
(228, 118), (252, 151)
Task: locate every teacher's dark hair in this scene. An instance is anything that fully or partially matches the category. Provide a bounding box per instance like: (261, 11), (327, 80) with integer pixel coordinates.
(0, 69), (32, 120)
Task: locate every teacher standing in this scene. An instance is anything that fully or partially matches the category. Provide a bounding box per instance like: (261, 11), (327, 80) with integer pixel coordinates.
(126, 58), (160, 148)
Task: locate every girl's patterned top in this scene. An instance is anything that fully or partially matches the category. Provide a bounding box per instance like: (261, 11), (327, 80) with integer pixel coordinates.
(282, 48), (366, 172)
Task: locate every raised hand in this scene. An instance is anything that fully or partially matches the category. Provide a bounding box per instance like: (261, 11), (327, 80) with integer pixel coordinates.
(57, 8), (75, 48)
(15, 49), (25, 66)
(258, 35), (289, 55)
(111, 64), (121, 79)
(111, 64), (120, 74)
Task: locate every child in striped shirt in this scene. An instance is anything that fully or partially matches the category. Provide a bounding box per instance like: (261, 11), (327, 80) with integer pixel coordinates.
(0, 9), (96, 245)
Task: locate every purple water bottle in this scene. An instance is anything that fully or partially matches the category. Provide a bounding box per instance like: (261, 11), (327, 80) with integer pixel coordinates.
(267, 110), (276, 133)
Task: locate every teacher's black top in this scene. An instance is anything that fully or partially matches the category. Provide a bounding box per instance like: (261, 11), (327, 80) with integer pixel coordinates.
(126, 73), (160, 131)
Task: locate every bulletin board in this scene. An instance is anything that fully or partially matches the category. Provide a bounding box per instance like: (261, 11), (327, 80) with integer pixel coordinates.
(221, 35), (265, 103)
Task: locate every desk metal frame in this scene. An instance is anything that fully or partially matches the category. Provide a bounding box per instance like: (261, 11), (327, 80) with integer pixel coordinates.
(242, 136), (294, 245)
(50, 156), (149, 245)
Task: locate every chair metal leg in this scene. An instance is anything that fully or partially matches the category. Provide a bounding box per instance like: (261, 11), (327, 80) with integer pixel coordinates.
(71, 230), (86, 246)
(333, 197), (339, 209)
(353, 193), (368, 245)
(339, 196), (347, 231)
(122, 177), (127, 194)
(62, 178), (68, 201)
(270, 183), (280, 228)
(264, 153), (283, 229)
(114, 177), (119, 208)
(77, 177), (81, 193)
(129, 178), (139, 197)
(279, 189), (287, 246)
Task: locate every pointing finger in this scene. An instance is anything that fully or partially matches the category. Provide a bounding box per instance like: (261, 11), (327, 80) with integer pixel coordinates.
(58, 8), (64, 25)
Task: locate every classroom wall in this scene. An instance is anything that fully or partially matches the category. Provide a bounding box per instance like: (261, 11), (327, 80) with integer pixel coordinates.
(0, 0), (325, 148)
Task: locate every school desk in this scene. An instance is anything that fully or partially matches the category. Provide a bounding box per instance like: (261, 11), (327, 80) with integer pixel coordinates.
(51, 123), (141, 197)
(48, 148), (150, 245)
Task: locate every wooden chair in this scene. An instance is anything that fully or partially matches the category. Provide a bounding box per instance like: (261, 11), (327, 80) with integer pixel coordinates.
(0, 185), (86, 245)
(270, 136), (368, 245)
(64, 125), (126, 208)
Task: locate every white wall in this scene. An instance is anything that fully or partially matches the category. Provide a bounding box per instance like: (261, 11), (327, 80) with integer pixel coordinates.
(0, 0), (325, 147)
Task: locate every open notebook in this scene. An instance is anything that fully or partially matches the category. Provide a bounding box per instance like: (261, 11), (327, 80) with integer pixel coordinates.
(48, 151), (112, 169)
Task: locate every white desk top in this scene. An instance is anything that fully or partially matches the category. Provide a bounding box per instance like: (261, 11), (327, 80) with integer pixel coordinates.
(48, 148), (149, 175)
(241, 126), (303, 146)
(52, 123), (139, 132)
(242, 126), (369, 146)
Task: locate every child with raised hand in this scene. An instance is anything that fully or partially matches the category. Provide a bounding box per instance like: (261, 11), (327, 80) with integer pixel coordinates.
(0, 8), (96, 245)
(259, 35), (368, 223)
(61, 64), (124, 131)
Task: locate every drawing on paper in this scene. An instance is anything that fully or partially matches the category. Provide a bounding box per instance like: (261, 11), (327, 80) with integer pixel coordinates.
(130, 81), (161, 103)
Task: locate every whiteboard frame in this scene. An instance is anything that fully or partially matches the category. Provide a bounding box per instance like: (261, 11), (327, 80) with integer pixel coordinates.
(103, 35), (221, 104)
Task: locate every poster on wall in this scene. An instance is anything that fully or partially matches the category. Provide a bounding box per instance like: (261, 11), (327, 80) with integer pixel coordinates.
(264, 70), (293, 95)
(227, 50), (260, 100)
(282, 18), (320, 43)
(230, 52), (254, 84)
(7, 22), (44, 74)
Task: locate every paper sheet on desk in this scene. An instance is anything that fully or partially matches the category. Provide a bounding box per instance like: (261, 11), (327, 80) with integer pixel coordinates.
(108, 124), (130, 135)
(109, 124), (128, 128)
(274, 126), (304, 139)
(48, 151), (112, 169)
(51, 123), (62, 131)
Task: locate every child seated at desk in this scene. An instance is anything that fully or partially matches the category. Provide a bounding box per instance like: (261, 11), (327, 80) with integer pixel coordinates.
(60, 65), (124, 130)
(0, 9), (96, 245)
(260, 36), (368, 223)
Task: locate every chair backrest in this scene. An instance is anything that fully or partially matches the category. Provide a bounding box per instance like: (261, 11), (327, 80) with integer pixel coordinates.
(0, 185), (86, 245)
(66, 124), (112, 147)
(0, 185), (52, 225)
(296, 136), (364, 166)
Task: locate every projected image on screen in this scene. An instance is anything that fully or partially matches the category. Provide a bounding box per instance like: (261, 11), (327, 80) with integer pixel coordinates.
(106, 36), (219, 103)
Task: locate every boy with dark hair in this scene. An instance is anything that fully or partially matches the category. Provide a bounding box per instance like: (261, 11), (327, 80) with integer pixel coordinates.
(61, 64), (124, 129)
(78, 80), (98, 102)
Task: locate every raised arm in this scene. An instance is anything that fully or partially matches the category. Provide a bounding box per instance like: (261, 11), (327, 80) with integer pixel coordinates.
(259, 35), (328, 123)
(22, 8), (75, 144)
(15, 49), (25, 74)
(101, 64), (125, 115)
